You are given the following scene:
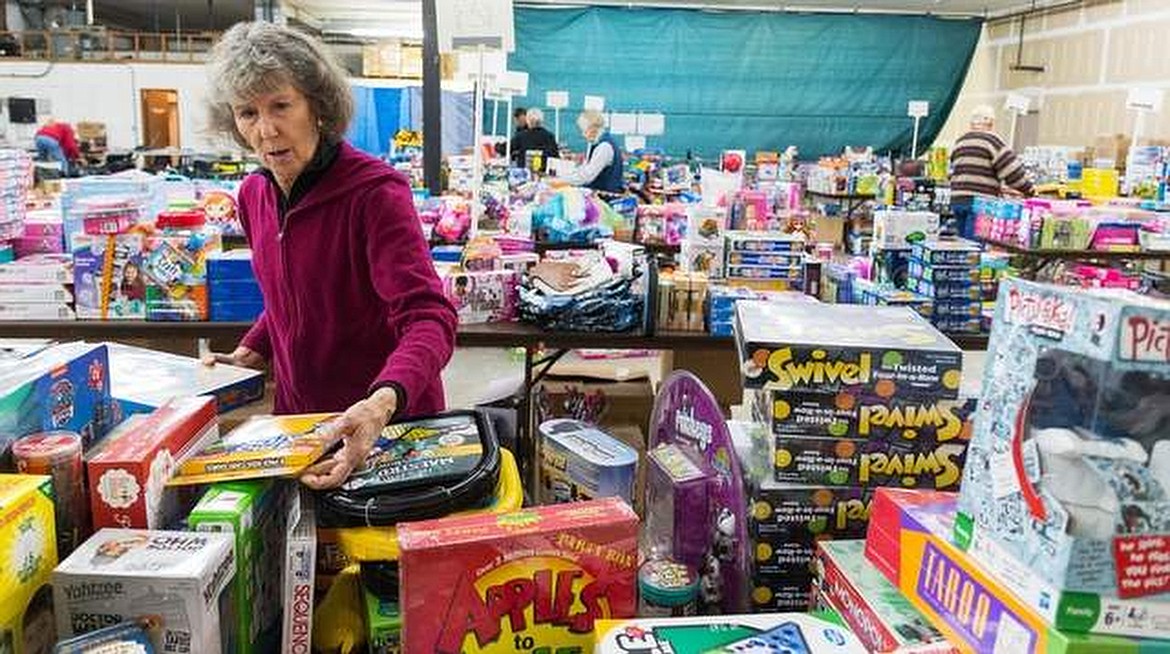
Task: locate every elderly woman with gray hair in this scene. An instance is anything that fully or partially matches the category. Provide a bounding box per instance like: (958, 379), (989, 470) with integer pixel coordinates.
(557, 109), (624, 193)
(202, 21), (457, 489)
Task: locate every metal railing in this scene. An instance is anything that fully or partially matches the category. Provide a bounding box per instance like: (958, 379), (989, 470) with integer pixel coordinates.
(0, 29), (221, 63)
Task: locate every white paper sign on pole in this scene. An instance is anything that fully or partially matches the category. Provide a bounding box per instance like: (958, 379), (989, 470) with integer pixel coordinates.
(457, 50), (506, 83)
(1127, 87), (1164, 113)
(583, 95), (606, 112)
(610, 112), (638, 135)
(907, 100), (930, 118)
(546, 91), (569, 109)
(625, 135), (647, 152)
(1005, 93), (1031, 115)
(436, 0), (515, 53)
(496, 70), (529, 98)
(637, 113), (666, 136)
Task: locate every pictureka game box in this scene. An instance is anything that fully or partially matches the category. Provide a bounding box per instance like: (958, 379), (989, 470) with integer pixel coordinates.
(398, 497), (638, 653)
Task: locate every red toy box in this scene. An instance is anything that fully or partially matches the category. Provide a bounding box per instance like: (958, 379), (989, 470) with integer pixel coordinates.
(398, 497), (639, 653)
(87, 396), (217, 529)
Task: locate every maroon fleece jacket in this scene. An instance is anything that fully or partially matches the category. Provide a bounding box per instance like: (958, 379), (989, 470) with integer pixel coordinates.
(237, 142), (457, 416)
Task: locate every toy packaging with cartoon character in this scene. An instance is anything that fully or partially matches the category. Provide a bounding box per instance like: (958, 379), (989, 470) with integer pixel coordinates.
(143, 211), (223, 322)
(73, 233), (148, 320)
(188, 480), (287, 654)
(53, 528), (236, 654)
(814, 539), (956, 654)
(593, 613), (867, 654)
(0, 474), (58, 654)
(959, 279), (1170, 596)
(398, 497), (638, 653)
(440, 267), (519, 324)
(87, 396), (218, 529)
(0, 341), (113, 456)
(107, 342), (265, 415)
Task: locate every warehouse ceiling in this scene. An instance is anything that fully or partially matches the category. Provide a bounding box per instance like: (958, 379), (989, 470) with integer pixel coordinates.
(83, 0), (1083, 37)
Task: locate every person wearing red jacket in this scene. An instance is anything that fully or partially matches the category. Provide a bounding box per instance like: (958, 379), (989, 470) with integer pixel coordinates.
(203, 22), (458, 489)
(35, 118), (80, 174)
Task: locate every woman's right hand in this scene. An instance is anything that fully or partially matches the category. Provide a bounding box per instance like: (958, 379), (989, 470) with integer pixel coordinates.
(201, 345), (265, 370)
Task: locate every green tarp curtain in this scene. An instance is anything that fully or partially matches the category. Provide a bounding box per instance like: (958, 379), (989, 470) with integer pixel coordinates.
(506, 6), (982, 159)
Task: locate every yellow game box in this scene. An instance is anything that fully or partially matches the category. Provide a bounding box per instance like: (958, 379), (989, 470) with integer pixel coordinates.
(0, 474), (58, 654)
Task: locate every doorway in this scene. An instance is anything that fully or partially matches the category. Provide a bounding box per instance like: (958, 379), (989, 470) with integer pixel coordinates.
(140, 89), (180, 149)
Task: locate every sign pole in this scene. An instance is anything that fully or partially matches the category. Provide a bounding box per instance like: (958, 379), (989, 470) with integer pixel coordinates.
(470, 43), (486, 237)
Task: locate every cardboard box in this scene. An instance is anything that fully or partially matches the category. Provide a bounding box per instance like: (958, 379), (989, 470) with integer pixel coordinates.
(87, 396), (218, 529)
(398, 498), (638, 653)
(594, 613), (867, 653)
(188, 480), (286, 654)
(0, 253), (71, 284)
(749, 390), (975, 489)
(872, 210), (940, 250)
(867, 488), (1170, 654)
(0, 342), (113, 455)
(53, 528), (236, 654)
(282, 488), (316, 654)
(0, 475), (58, 654)
(815, 540), (956, 654)
(108, 342), (265, 415)
(734, 302), (963, 398)
(958, 279), (1170, 596)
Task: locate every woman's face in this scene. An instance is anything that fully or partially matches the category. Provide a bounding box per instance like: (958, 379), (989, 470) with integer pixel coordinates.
(232, 83), (319, 186)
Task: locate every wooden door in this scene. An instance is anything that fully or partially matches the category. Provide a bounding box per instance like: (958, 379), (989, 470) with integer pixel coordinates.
(140, 88), (180, 149)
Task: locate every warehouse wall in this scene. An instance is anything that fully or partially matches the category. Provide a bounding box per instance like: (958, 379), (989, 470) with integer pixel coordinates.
(0, 61), (222, 151)
(937, 0), (1170, 149)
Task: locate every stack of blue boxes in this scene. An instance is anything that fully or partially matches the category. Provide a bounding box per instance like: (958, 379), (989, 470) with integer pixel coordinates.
(905, 240), (983, 334)
(207, 249), (264, 322)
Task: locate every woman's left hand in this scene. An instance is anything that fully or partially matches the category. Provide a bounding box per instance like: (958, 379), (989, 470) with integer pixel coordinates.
(300, 387), (398, 490)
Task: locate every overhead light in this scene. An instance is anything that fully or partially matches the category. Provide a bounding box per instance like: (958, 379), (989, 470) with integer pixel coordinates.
(329, 24), (424, 40)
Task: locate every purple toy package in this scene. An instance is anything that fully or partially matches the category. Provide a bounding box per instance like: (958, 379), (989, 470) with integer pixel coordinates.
(646, 371), (750, 614)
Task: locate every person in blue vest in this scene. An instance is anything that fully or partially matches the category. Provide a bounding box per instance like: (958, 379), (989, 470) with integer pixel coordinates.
(559, 109), (624, 193)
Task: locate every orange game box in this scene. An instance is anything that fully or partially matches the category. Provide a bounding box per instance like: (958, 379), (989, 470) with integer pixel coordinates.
(398, 497), (639, 653)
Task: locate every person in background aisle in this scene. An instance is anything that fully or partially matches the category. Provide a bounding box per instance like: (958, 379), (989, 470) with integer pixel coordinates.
(34, 117), (80, 175)
(495, 106), (528, 160)
(950, 105), (1033, 240)
(512, 108), (560, 171)
(202, 22), (458, 489)
(558, 109), (625, 194)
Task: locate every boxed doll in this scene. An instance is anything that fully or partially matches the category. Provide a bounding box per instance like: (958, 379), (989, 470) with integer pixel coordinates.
(959, 279), (1170, 596)
(0, 475), (58, 654)
(73, 233), (148, 320)
(188, 480), (287, 654)
(53, 529), (236, 654)
(734, 302), (963, 398)
(398, 498), (638, 653)
(594, 613), (866, 653)
(815, 539), (955, 654)
(87, 396), (218, 529)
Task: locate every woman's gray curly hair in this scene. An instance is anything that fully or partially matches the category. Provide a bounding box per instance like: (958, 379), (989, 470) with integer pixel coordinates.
(205, 22), (353, 148)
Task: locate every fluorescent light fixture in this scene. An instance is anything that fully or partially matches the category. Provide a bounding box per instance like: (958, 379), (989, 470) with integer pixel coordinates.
(332, 23), (424, 40)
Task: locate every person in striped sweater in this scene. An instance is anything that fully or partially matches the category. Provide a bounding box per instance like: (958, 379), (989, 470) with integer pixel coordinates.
(950, 105), (1033, 239)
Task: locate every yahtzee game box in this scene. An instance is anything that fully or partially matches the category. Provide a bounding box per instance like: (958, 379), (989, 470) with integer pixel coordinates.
(398, 497), (638, 653)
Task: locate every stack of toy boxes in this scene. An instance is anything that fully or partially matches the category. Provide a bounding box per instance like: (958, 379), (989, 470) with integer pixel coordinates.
(208, 249), (264, 322)
(144, 210), (223, 321)
(15, 207), (66, 258)
(905, 240), (984, 334)
(680, 205), (726, 279)
(189, 480), (287, 654)
(724, 231), (806, 292)
(861, 280), (1170, 652)
(707, 287), (818, 337)
(733, 301), (968, 612)
(813, 539), (956, 653)
(860, 285), (934, 323)
(973, 196), (1024, 245)
(0, 149), (31, 245)
(0, 253), (75, 321)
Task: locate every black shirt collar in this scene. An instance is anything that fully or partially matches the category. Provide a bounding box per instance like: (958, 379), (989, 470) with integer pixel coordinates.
(262, 138), (341, 217)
